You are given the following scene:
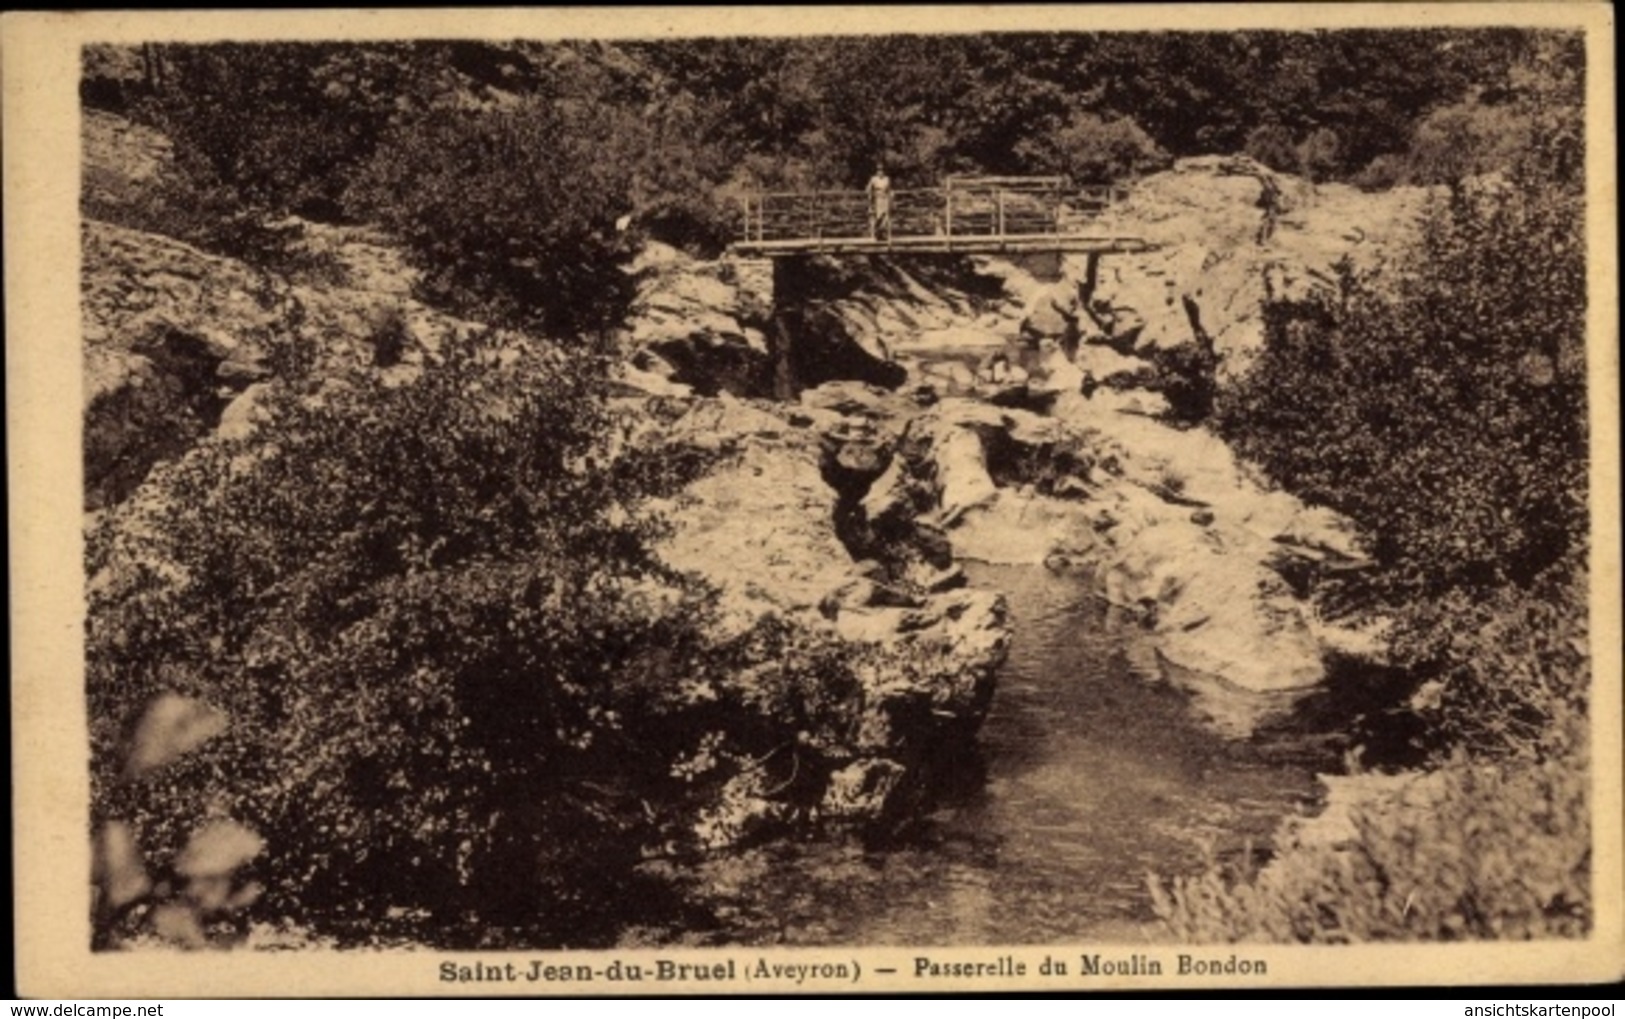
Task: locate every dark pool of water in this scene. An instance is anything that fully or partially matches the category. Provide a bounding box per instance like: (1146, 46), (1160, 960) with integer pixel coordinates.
(686, 561), (1322, 946)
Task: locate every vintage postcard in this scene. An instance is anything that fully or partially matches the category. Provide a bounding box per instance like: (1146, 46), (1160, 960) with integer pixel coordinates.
(6, 5), (1620, 997)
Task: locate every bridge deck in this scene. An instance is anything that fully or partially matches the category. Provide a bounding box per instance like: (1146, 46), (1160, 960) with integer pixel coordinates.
(730, 234), (1157, 257)
(728, 177), (1152, 258)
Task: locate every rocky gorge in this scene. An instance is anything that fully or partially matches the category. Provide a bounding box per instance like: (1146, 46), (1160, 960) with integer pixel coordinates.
(83, 104), (1439, 945)
(617, 153), (1423, 739)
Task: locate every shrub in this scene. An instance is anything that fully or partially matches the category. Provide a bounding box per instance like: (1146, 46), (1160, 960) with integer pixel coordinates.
(133, 43), (410, 222)
(87, 322), (762, 945)
(1216, 144), (1585, 604)
(345, 99), (647, 339)
(1151, 744), (1590, 942)
(1405, 101), (1534, 186)
(1394, 554), (1589, 760)
(1243, 123), (1300, 175)
(1149, 325), (1220, 425)
(1014, 111), (1172, 184)
(1351, 152), (1409, 192)
(622, 94), (743, 256)
(86, 329), (661, 942)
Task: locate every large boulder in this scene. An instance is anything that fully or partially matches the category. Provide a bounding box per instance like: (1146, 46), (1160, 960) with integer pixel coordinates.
(869, 389), (1377, 735)
(84, 346), (208, 510)
(933, 426), (1000, 525)
(618, 242), (775, 397)
(1080, 156), (1429, 371)
(1019, 279), (1080, 343)
(80, 200), (482, 509)
(946, 491), (1100, 566)
(652, 396), (1013, 834)
(657, 402), (845, 622)
(799, 379), (897, 420)
(82, 107), (173, 213)
(1101, 519), (1325, 694)
(850, 587), (1008, 730)
(1027, 337), (1085, 397)
(908, 324), (1010, 352)
(770, 255), (1024, 396)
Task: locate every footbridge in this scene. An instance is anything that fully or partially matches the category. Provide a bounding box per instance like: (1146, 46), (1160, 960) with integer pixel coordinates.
(729, 175), (1155, 257)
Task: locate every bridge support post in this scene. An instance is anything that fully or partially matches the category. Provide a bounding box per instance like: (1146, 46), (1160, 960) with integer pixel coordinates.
(768, 314), (796, 401)
(766, 257), (796, 400)
(1079, 251), (1102, 305)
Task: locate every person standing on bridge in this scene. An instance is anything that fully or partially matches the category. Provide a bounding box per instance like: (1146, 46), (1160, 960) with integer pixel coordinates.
(867, 163), (893, 241)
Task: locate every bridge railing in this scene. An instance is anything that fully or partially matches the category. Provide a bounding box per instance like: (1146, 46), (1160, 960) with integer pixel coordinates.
(738, 179), (1128, 244)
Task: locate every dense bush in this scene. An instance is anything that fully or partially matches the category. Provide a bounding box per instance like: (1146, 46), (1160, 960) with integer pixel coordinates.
(1013, 111), (1171, 184)
(1405, 101), (1535, 186)
(1395, 555), (1589, 759)
(1168, 51), (1592, 945)
(1242, 124), (1344, 184)
(1217, 137), (1585, 604)
(85, 325), (876, 947)
(1242, 123), (1300, 175)
(345, 93), (739, 337)
(1151, 740), (1590, 941)
(134, 43), (412, 222)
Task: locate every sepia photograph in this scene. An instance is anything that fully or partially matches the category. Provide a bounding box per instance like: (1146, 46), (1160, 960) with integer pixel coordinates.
(6, 5), (1620, 997)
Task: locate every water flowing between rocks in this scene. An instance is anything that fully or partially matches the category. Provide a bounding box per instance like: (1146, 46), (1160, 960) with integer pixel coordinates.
(684, 560), (1322, 946)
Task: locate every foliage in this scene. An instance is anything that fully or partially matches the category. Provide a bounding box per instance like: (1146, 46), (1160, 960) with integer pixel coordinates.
(344, 99), (649, 337)
(86, 327), (661, 942)
(1351, 152), (1409, 193)
(1150, 740), (1590, 942)
(1242, 123), (1300, 175)
(1165, 40), (1592, 946)
(134, 43), (416, 221)
(84, 322), (880, 946)
(1395, 555), (1589, 759)
(1013, 111), (1171, 184)
(1404, 101), (1536, 186)
(1148, 322), (1220, 424)
(1246, 125), (1352, 186)
(1216, 111), (1585, 603)
(1295, 127), (1343, 183)
(624, 93), (744, 256)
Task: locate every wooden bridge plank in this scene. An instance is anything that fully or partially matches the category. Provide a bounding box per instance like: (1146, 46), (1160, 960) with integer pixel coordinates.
(729, 234), (1157, 257)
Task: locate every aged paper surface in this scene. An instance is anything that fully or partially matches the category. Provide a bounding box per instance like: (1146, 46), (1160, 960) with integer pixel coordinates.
(6, 4), (1620, 997)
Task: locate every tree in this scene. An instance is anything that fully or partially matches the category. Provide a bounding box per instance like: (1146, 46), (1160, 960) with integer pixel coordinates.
(87, 321), (885, 948)
(346, 98), (648, 337)
(140, 43), (415, 220)
(87, 327), (715, 944)
(1013, 111), (1170, 183)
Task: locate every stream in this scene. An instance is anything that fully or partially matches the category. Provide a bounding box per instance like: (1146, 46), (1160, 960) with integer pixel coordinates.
(687, 561), (1323, 946)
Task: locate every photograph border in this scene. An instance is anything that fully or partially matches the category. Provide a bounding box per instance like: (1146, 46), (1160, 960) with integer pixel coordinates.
(7, 4), (1620, 997)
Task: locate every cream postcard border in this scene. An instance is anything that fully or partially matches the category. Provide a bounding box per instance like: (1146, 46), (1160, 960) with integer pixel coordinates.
(6, 4), (1619, 997)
